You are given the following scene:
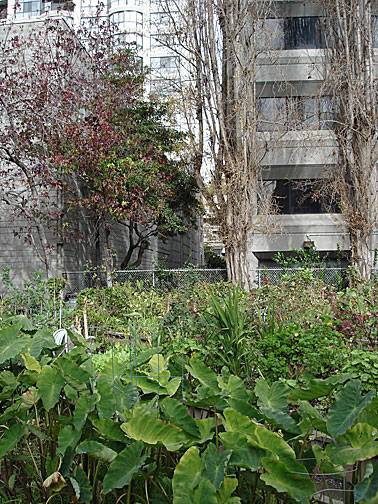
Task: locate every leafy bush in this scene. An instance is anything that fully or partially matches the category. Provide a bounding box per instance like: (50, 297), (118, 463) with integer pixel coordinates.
(75, 282), (167, 344)
(343, 349), (378, 392)
(250, 276), (334, 329)
(0, 268), (69, 327)
(253, 316), (348, 382)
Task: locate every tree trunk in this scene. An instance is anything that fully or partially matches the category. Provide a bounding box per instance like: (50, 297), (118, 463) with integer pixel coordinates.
(225, 233), (258, 290)
(103, 226), (113, 287)
(322, 0), (377, 282)
(350, 230), (372, 280)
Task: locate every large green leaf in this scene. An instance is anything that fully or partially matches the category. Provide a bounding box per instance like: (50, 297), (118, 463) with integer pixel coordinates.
(254, 379), (299, 434)
(223, 408), (314, 500)
(193, 479), (218, 504)
(0, 371), (19, 401)
(37, 365), (65, 411)
(121, 406), (187, 451)
(29, 327), (59, 357)
(0, 325), (30, 365)
(326, 423), (378, 465)
(359, 397), (378, 429)
(172, 447), (203, 504)
(312, 444), (343, 476)
(217, 374), (246, 401)
(73, 392), (99, 431)
(161, 397), (200, 438)
(186, 357), (219, 391)
(261, 457), (315, 502)
(57, 425), (81, 456)
(217, 477), (241, 504)
(355, 462), (378, 503)
(195, 417), (215, 444)
(73, 466), (92, 503)
(0, 424), (25, 458)
(76, 440), (117, 462)
(219, 432), (264, 470)
(134, 375), (181, 396)
(6, 315), (34, 331)
(327, 380), (375, 437)
(288, 374), (350, 402)
(57, 356), (91, 390)
(91, 418), (126, 442)
(223, 409), (289, 462)
(21, 353), (41, 373)
(97, 376), (138, 418)
(202, 443), (231, 490)
(102, 441), (146, 494)
(298, 401), (327, 434)
(149, 354), (168, 376)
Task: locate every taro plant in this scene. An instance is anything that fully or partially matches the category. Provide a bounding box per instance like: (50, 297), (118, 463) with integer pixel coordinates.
(1, 318), (378, 503)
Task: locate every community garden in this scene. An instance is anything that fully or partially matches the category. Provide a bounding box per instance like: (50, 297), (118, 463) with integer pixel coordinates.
(0, 269), (378, 503)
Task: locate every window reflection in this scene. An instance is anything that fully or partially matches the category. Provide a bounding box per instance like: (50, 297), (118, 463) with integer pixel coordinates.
(257, 96), (337, 131)
(266, 180), (340, 215)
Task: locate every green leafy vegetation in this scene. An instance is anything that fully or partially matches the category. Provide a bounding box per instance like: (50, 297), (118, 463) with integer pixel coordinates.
(1, 274), (378, 502)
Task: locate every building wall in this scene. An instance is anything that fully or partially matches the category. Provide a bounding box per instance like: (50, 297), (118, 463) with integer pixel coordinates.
(250, 0), (378, 265)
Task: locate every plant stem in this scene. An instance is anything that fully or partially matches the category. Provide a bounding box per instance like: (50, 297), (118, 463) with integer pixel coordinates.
(127, 482), (132, 504)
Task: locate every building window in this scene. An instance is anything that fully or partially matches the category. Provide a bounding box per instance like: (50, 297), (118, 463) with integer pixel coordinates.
(150, 78), (177, 96)
(150, 10), (179, 30)
(257, 18), (285, 50)
(110, 0), (128, 9)
(257, 96), (337, 131)
(16, 0), (41, 16)
(283, 17), (326, 49)
(150, 55), (179, 75)
(257, 17), (326, 50)
(373, 16), (378, 47)
(268, 180), (340, 215)
(114, 32), (143, 48)
(110, 10), (143, 33)
(151, 33), (177, 48)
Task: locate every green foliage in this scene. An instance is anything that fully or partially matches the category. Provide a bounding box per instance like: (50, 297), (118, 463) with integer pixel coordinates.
(205, 289), (249, 376)
(0, 267), (70, 328)
(343, 350), (378, 392)
(0, 320), (377, 503)
(273, 246), (323, 268)
(204, 245), (227, 269)
(253, 317), (347, 382)
(60, 50), (201, 268)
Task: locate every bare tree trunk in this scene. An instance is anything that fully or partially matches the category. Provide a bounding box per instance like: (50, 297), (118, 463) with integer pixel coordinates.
(153, 0), (275, 289)
(103, 225), (113, 287)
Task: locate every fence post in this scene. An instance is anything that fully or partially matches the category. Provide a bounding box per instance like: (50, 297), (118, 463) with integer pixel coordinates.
(152, 270), (156, 288)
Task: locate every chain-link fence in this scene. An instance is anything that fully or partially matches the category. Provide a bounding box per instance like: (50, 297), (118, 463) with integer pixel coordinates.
(256, 267), (347, 288)
(64, 268), (228, 294)
(64, 267), (352, 294)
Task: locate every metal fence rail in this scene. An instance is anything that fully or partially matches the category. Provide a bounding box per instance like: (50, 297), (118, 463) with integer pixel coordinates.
(64, 268), (227, 294)
(64, 266), (376, 294)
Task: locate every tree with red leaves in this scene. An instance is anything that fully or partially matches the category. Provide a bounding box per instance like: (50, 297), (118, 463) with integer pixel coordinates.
(0, 19), (199, 274)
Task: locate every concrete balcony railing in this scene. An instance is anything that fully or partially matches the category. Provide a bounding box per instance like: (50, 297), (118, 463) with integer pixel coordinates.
(251, 214), (349, 253)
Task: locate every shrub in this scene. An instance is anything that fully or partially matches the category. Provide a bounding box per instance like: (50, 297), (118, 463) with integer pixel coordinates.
(253, 316), (348, 382)
(343, 349), (378, 392)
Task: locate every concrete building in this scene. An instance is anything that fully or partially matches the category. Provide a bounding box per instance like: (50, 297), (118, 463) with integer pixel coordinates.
(6, 0), (377, 279)
(251, 1), (378, 268)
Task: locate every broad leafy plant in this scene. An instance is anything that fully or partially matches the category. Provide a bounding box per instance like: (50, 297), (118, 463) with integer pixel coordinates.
(0, 318), (378, 503)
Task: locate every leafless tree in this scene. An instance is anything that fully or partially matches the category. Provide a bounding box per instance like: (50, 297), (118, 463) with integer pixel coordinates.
(320, 0), (378, 278)
(150, 0), (277, 289)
